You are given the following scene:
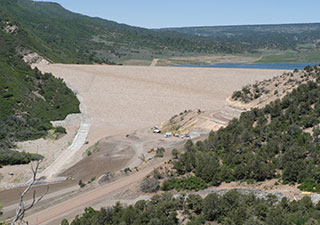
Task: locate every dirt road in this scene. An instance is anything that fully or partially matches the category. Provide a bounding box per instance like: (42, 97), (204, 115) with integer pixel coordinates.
(25, 161), (162, 224)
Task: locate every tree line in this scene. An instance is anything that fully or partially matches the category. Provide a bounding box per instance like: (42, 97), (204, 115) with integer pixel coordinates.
(63, 190), (320, 225)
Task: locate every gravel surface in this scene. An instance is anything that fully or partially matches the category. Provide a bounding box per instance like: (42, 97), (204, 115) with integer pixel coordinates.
(35, 64), (285, 146)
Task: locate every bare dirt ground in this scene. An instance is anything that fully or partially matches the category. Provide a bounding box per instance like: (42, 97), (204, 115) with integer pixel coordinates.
(0, 114), (81, 190)
(59, 128), (185, 182)
(210, 179), (303, 201)
(35, 64), (284, 146)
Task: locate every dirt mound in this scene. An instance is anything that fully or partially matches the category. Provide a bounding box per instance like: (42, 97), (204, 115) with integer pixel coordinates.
(160, 109), (225, 134)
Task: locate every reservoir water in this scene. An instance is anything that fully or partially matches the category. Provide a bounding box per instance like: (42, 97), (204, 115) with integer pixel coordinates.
(175, 62), (320, 70)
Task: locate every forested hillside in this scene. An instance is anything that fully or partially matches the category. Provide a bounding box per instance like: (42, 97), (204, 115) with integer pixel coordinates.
(0, 0), (248, 65)
(162, 65), (320, 193)
(0, 8), (80, 165)
(1, 1), (319, 64)
(161, 23), (320, 51)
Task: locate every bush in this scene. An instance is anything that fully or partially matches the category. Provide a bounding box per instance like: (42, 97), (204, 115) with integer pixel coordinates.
(161, 176), (207, 192)
(304, 65), (314, 72)
(54, 126), (67, 134)
(60, 219), (69, 225)
(172, 148), (179, 159)
(232, 91), (242, 100)
(153, 169), (163, 179)
(156, 147), (165, 158)
(88, 177), (96, 184)
(187, 194), (203, 214)
(141, 177), (160, 193)
(78, 180), (85, 188)
(298, 180), (320, 193)
(124, 167), (132, 174)
(86, 150), (92, 156)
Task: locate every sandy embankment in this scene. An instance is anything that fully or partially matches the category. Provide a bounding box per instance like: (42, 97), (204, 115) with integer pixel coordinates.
(32, 64), (285, 177)
(36, 64), (285, 146)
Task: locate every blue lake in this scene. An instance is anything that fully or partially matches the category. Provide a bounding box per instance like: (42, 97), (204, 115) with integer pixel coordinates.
(174, 62), (320, 70)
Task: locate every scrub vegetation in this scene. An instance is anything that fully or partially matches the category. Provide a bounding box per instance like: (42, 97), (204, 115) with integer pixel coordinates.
(170, 65), (320, 193)
(0, 7), (79, 165)
(64, 191), (320, 225)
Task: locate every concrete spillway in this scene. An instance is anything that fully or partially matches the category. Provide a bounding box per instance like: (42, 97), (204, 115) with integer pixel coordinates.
(39, 93), (92, 181)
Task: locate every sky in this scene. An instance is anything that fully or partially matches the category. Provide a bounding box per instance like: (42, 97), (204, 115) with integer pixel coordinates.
(36, 0), (320, 28)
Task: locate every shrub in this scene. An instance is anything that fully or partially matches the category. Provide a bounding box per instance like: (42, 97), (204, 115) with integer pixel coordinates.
(172, 148), (179, 159)
(124, 167), (132, 174)
(86, 150), (92, 156)
(161, 176), (207, 192)
(304, 65), (314, 72)
(232, 91), (242, 100)
(88, 177), (96, 184)
(153, 169), (163, 179)
(141, 176), (160, 193)
(156, 148), (165, 158)
(78, 180), (85, 188)
(187, 194), (203, 214)
(54, 126), (67, 134)
(61, 219), (69, 225)
(298, 180), (320, 193)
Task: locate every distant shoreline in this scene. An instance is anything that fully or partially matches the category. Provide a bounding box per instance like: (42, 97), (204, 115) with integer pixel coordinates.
(174, 62), (320, 70)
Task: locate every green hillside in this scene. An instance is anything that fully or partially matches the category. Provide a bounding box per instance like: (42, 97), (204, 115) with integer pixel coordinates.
(0, 0), (250, 64)
(165, 65), (320, 193)
(160, 24), (320, 63)
(160, 23), (320, 51)
(0, 9), (80, 165)
(2, 1), (319, 64)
